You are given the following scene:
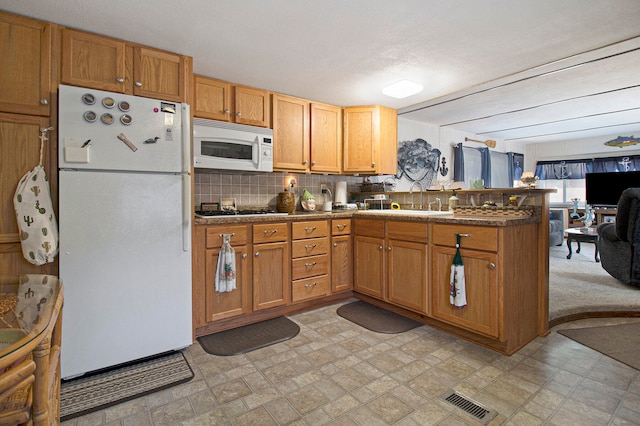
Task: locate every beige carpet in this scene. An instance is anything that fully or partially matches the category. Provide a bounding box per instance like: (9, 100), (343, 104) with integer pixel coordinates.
(549, 243), (640, 322)
(558, 322), (640, 370)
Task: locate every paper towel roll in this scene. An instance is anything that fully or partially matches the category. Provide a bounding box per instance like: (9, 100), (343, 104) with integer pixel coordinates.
(335, 181), (347, 205)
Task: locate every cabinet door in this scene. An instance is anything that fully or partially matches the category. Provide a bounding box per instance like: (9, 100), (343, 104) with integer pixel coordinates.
(353, 235), (385, 298)
(273, 94), (309, 171)
(0, 13), (51, 116)
(343, 106), (377, 173)
(0, 113), (54, 275)
(204, 246), (251, 321)
(310, 103), (342, 173)
(387, 239), (427, 314)
(332, 235), (353, 293)
(253, 241), (290, 310)
(194, 76), (232, 121)
(61, 28), (126, 92)
(234, 86), (270, 128)
(134, 46), (184, 102)
(431, 245), (499, 338)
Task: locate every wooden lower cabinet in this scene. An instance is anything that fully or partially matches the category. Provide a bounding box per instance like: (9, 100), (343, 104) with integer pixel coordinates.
(387, 239), (428, 314)
(331, 234), (353, 293)
(253, 241), (290, 310)
(204, 245), (251, 322)
(431, 245), (498, 337)
(353, 235), (385, 298)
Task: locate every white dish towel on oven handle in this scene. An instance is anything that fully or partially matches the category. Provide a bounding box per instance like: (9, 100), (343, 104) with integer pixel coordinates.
(13, 129), (58, 265)
(215, 233), (236, 292)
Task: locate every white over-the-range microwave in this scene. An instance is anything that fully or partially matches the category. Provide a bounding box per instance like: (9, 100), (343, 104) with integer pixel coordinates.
(193, 118), (273, 172)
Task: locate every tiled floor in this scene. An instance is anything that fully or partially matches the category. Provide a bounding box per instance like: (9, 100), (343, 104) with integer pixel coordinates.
(62, 301), (640, 426)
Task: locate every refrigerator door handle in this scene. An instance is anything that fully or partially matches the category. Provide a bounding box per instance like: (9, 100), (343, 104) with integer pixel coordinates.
(182, 173), (190, 251)
(181, 104), (191, 252)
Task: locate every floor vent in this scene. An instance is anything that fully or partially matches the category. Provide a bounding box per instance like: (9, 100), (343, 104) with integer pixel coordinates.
(440, 390), (497, 424)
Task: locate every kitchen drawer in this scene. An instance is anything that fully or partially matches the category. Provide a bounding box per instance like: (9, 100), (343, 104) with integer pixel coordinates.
(354, 218), (384, 238)
(253, 222), (289, 244)
(331, 219), (352, 236)
(292, 220), (329, 240)
(292, 237), (329, 258)
(292, 275), (330, 302)
(206, 225), (250, 248)
(292, 254), (329, 280)
(387, 221), (428, 243)
(431, 224), (498, 252)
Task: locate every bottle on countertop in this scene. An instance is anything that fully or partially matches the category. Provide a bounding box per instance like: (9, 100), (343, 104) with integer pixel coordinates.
(448, 190), (459, 211)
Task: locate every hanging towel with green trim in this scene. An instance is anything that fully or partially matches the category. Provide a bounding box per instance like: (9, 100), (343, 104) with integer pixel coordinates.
(215, 233), (236, 292)
(449, 234), (467, 308)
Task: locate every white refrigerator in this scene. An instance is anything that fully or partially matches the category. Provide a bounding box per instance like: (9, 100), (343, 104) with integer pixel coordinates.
(57, 85), (192, 379)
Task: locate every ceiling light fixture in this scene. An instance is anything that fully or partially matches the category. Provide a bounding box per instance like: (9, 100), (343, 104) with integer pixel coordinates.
(382, 80), (423, 99)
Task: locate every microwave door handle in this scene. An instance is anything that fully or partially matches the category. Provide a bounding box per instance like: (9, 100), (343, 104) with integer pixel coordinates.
(255, 140), (261, 169)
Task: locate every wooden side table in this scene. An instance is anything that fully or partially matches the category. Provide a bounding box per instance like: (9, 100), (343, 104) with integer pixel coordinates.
(0, 275), (63, 425)
(565, 227), (600, 262)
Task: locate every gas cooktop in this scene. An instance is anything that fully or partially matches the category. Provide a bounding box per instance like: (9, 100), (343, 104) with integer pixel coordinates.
(195, 209), (288, 218)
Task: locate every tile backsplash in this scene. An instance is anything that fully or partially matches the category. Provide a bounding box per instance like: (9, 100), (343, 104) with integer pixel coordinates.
(194, 171), (363, 210)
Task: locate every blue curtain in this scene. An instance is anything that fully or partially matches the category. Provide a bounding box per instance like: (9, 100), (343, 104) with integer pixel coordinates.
(453, 143), (493, 187)
(535, 159), (592, 180)
(508, 152), (524, 185)
(592, 155), (640, 172)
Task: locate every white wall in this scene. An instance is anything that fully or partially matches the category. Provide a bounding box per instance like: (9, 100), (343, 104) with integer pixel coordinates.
(392, 117), (507, 190)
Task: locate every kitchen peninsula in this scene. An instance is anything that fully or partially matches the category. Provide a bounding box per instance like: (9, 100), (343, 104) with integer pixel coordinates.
(192, 188), (553, 356)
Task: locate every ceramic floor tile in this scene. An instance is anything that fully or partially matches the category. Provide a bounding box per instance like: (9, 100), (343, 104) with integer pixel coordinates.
(62, 306), (640, 426)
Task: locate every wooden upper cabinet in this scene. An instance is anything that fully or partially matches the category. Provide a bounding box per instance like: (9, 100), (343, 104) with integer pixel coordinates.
(273, 94), (310, 171)
(194, 75), (232, 121)
(133, 46), (184, 102)
(310, 103), (342, 173)
(61, 28), (126, 93)
(61, 28), (188, 101)
(0, 12), (51, 116)
(234, 85), (270, 127)
(343, 105), (397, 175)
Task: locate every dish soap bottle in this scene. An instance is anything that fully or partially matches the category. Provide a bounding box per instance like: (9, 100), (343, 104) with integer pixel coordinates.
(448, 190), (459, 211)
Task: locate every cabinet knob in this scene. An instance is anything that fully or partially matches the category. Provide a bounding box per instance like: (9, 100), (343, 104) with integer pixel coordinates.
(236, 112), (242, 116)
(224, 109), (230, 114)
(116, 77), (124, 83)
(333, 243), (338, 247)
(302, 160), (308, 165)
(40, 99), (48, 105)
(311, 161), (316, 165)
(387, 246), (392, 251)
(242, 253), (247, 259)
(379, 245), (383, 250)
(135, 81), (142, 87)
(488, 262), (496, 269)
(372, 162), (376, 167)
(255, 252), (260, 257)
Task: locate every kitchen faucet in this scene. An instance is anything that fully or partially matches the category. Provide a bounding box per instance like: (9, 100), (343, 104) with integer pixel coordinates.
(409, 181), (424, 209)
(429, 198), (442, 211)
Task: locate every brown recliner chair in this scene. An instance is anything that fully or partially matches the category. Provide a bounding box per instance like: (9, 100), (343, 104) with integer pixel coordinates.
(596, 188), (640, 286)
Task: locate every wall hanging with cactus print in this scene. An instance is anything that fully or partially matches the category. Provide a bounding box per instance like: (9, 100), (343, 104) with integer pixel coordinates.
(13, 128), (58, 265)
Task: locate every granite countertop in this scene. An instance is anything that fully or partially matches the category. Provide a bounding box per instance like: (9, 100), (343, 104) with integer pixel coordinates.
(193, 209), (539, 226)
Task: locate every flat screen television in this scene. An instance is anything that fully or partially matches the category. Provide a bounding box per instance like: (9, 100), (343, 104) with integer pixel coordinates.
(585, 171), (640, 207)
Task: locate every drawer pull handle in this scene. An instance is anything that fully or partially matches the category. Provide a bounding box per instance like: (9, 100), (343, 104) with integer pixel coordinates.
(456, 233), (471, 237)
(304, 262), (317, 267)
(218, 232), (235, 237)
(488, 262), (496, 269)
(304, 226), (317, 232)
(304, 282), (317, 288)
(304, 244), (317, 249)
(263, 229), (278, 235)
(336, 224), (346, 230)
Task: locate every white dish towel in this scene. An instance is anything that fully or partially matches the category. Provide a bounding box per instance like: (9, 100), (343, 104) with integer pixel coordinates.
(215, 234), (236, 292)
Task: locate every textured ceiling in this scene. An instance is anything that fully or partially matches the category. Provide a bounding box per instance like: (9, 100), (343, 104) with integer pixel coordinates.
(2, 0), (640, 144)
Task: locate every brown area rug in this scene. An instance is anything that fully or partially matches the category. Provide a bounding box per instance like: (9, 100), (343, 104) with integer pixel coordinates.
(337, 300), (422, 333)
(198, 316), (300, 356)
(60, 351), (193, 421)
(558, 323), (640, 371)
